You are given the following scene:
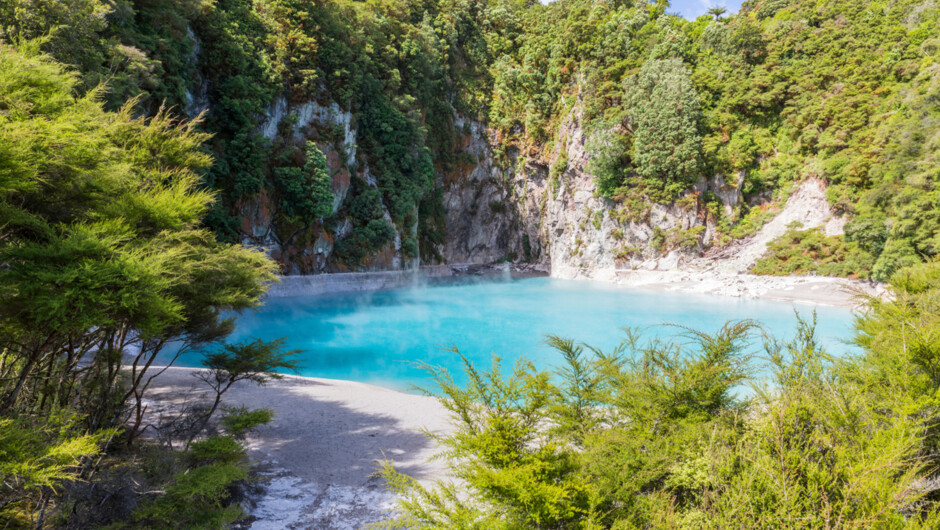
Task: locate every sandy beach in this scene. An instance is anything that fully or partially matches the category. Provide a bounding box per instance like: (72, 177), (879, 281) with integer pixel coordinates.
(147, 367), (452, 529)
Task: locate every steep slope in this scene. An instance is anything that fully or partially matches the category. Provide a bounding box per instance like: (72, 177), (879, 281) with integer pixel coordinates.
(3, 0), (938, 282)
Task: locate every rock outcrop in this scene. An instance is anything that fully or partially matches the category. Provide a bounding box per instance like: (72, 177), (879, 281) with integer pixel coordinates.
(182, 18), (840, 281)
(236, 92), (844, 279)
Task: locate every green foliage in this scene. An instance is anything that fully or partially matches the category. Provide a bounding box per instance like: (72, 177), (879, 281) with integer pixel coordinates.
(194, 338), (300, 439)
(386, 270), (940, 527)
(418, 186), (447, 263)
(128, 435), (249, 529)
(663, 225), (705, 252)
(272, 141), (334, 223)
(188, 436), (245, 466)
(0, 412), (115, 525)
(852, 261), (940, 438)
(383, 322), (758, 528)
(624, 57), (704, 200)
(219, 406), (274, 437)
(586, 119), (630, 198)
(725, 203), (778, 240)
(752, 223), (875, 278)
(549, 146), (568, 196)
(0, 43), (276, 526)
(201, 338), (301, 386)
(0, 42), (275, 416)
(0, 0), (112, 91)
(335, 184), (397, 264)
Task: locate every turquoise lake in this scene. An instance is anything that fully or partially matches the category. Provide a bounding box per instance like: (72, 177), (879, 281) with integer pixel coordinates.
(171, 277), (858, 391)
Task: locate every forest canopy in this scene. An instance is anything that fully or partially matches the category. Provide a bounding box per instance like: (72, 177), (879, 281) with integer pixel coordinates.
(2, 0), (938, 279)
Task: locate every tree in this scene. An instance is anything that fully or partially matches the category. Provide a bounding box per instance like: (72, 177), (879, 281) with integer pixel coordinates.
(272, 141), (335, 223)
(0, 41), (276, 435)
(190, 338), (301, 442)
(708, 6), (727, 20)
(0, 41), (279, 524)
(586, 119), (630, 198)
(624, 57), (704, 200)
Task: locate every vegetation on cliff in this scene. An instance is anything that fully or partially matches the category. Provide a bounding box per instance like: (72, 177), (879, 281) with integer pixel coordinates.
(482, 0), (940, 280)
(3, 0), (939, 278)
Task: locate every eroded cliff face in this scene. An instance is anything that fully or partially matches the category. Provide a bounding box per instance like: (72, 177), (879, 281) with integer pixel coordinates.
(436, 117), (542, 266)
(180, 16), (838, 277)
(438, 99), (845, 279)
(435, 102), (733, 276)
(234, 98), (413, 274)
(209, 86), (840, 278)
(537, 103), (739, 278)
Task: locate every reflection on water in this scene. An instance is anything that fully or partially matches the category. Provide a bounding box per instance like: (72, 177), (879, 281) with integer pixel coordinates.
(168, 277), (857, 391)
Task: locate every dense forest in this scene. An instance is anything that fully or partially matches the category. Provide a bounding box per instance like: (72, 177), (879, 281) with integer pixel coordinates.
(3, 0), (939, 278)
(3, 0), (940, 527)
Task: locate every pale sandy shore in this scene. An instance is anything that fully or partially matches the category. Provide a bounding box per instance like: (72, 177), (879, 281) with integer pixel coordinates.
(147, 367), (452, 529)
(554, 267), (884, 309)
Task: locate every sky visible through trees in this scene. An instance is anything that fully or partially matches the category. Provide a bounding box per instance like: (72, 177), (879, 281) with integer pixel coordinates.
(539, 0), (744, 19)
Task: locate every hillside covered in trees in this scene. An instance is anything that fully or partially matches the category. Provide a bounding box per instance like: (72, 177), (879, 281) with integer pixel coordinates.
(2, 0), (938, 279)
(5, 0), (940, 527)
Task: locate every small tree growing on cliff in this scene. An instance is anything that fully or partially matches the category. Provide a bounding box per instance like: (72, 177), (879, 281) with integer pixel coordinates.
(272, 141), (334, 223)
(624, 57), (703, 200)
(586, 118), (630, 198)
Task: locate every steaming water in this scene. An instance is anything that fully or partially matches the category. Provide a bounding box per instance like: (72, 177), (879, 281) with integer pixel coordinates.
(170, 277), (857, 391)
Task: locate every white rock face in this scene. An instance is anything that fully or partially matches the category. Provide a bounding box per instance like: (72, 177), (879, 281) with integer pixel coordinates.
(292, 101), (358, 166)
(699, 178), (842, 274)
(441, 99), (848, 283)
(258, 97), (289, 140)
(258, 99), (357, 166)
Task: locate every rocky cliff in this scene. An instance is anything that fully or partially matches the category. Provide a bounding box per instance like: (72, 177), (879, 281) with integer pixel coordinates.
(176, 21), (846, 281)
(432, 99), (847, 282)
(202, 76), (842, 281)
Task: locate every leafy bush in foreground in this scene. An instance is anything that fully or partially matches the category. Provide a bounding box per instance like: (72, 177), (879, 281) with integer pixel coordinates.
(0, 42), (283, 528)
(383, 262), (940, 528)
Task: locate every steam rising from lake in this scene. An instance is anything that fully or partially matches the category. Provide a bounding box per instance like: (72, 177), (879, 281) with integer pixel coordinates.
(172, 278), (855, 391)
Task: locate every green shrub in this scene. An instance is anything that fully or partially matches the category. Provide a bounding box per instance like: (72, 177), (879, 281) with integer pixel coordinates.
(385, 273), (940, 527)
(664, 225), (705, 251)
(549, 148), (568, 196)
(188, 436), (245, 466)
(586, 120), (629, 198)
(129, 462), (247, 529)
(0, 413), (114, 525)
(272, 142), (334, 223)
(220, 406), (274, 437)
(751, 224), (874, 278)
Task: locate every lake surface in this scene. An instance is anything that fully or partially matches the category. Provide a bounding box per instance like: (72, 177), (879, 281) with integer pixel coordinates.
(170, 277), (858, 391)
